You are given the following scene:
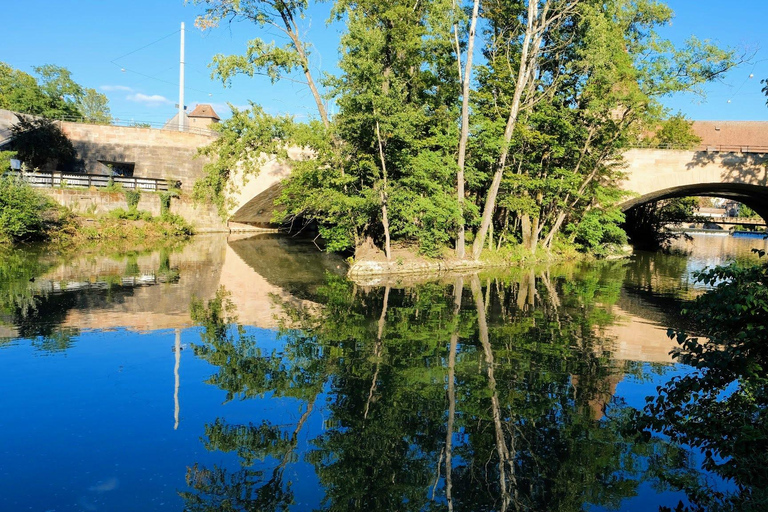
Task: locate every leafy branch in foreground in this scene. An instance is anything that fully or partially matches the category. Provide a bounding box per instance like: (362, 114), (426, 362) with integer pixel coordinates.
(643, 253), (768, 511)
(193, 104), (296, 219)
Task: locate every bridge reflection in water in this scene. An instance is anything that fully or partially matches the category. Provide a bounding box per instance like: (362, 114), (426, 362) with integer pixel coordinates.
(4, 233), (736, 359)
(2, 232), (764, 511)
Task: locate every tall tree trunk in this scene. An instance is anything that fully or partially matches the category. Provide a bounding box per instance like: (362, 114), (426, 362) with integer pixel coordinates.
(280, 11), (329, 128)
(454, 0), (481, 259)
(375, 120), (392, 261)
(472, 0), (542, 260)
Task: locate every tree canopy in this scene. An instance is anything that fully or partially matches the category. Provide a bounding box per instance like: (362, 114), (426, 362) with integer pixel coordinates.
(191, 0), (737, 260)
(0, 62), (111, 123)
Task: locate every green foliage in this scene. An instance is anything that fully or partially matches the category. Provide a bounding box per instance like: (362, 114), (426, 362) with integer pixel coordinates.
(569, 206), (628, 255)
(763, 78), (768, 106)
(0, 62), (110, 122)
(108, 207), (153, 222)
(0, 62), (52, 116)
(191, 0), (736, 259)
(644, 256), (768, 511)
(0, 175), (58, 243)
(9, 115), (80, 171)
(123, 189), (141, 210)
(33, 64), (84, 119)
(0, 150), (16, 172)
(77, 88), (112, 124)
(738, 203), (760, 219)
(159, 188), (180, 217)
(194, 104), (295, 219)
(646, 113), (702, 149)
(103, 177), (123, 192)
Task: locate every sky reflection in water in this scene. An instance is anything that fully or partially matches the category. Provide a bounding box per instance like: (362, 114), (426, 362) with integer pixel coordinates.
(0, 233), (763, 511)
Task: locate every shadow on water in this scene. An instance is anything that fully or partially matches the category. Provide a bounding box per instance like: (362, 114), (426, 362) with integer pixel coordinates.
(227, 233), (347, 300)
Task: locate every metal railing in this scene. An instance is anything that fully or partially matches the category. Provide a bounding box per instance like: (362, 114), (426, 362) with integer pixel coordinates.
(5, 170), (179, 192)
(629, 143), (768, 154)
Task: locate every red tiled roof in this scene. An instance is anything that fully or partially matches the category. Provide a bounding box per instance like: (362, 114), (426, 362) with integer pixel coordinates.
(187, 104), (220, 120)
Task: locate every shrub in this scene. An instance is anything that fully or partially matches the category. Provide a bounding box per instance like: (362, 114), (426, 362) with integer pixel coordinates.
(108, 208), (152, 221)
(124, 189), (141, 210)
(0, 175), (56, 243)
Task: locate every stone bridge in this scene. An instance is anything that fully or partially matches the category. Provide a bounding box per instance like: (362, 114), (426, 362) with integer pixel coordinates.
(621, 147), (768, 219)
(0, 109), (217, 188)
(5, 108), (766, 226)
(226, 121), (768, 226)
(1, 109), (227, 231)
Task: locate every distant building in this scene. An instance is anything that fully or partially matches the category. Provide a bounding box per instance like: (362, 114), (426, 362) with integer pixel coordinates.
(163, 104), (220, 132)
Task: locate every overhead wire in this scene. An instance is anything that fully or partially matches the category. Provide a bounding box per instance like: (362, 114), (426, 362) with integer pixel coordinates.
(109, 29), (181, 65)
(108, 27), (215, 96)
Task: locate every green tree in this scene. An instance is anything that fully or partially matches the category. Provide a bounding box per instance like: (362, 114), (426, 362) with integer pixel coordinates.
(646, 113), (702, 149)
(469, 0), (736, 257)
(77, 88), (112, 124)
(0, 62), (50, 116)
(190, 0), (736, 260)
(189, 0), (330, 128)
(0, 175), (59, 243)
(0, 62), (109, 122)
(644, 256), (768, 511)
(33, 64), (84, 119)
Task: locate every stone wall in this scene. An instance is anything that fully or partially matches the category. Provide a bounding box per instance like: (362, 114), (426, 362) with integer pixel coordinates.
(41, 188), (228, 232)
(58, 121), (216, 189)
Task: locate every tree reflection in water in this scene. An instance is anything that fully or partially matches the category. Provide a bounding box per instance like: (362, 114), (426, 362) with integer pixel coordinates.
(184, 263), (675, 511)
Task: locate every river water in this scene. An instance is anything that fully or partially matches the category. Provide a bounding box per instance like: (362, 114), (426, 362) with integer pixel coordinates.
(0, 233), (765, 512)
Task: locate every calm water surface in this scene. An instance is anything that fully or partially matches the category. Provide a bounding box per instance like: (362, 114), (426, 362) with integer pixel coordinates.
(0, 233), (765, 512)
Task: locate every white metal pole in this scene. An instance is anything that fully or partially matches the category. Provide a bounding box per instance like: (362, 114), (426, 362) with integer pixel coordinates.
(178, 22), (185, 132)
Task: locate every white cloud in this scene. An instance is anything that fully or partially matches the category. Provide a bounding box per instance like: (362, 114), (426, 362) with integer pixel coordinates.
(126, 93), (173, 106)
(100, 85), (133, 92)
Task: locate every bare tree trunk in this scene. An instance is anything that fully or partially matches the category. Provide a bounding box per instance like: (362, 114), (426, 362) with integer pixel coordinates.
(375, 120), (392, 261)
(472, 0), (542, 260)
(454, 0), (481, 259)
(279, 11), (329, 128)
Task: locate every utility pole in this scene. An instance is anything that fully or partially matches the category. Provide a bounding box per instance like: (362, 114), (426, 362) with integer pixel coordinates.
(178, 22), (185, 132)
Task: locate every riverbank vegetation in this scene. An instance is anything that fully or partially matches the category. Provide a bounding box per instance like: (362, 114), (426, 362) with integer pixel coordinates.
(191, 0), (737, 263)
(0, 166), (71, 245)
(643, 253), (768, 511)
(1, 155), (192, 247)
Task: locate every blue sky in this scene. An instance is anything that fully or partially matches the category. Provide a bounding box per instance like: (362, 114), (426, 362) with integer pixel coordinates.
(2, 0), (766, 123)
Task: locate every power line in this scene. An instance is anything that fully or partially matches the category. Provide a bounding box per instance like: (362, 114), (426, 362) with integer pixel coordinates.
(108, 28), (214, 96)
(117, 65), (214, 95)
(110, 29), (181, 65)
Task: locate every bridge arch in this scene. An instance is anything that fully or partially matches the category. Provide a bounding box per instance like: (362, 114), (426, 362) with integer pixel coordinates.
(619, 148), (768, 220)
